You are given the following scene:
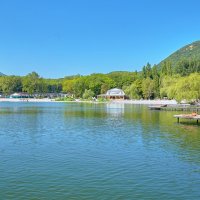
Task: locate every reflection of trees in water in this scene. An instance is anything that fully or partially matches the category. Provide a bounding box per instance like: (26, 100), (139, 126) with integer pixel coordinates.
(123, 106), (200, 163)
(64, 103), (125, 118)
(0, 107), (42, 115)
(106, 103), (124, 117)
(64, 103), (134, 143)
(2, 102), (199, 163)
(64, 109), (107, 118)
(64, 103), (200, 160)
(0, 105), (46, 145)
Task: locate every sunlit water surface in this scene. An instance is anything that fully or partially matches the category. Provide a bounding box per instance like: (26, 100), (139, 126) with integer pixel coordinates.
(0, 102), (200, 199)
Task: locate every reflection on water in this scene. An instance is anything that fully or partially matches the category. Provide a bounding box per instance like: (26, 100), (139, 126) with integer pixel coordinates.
(106, 103), (124, 116)
(0, 102), (200, 200)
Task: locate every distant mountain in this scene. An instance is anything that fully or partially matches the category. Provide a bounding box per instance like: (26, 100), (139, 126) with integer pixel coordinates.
(0, 72), (6, 76)
(158, 40), (200, 67)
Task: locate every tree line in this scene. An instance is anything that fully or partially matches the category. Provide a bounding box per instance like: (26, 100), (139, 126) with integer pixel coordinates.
(0, 72), (62, 95)
(0, 59), (200, 102)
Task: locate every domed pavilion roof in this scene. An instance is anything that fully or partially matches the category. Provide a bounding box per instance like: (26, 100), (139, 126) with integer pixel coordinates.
(106, 88), (125, 96)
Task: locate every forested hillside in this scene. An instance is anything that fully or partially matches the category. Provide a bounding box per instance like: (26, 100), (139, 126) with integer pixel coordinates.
(159, 41), (200, 76)
(160, 41), (200, 65)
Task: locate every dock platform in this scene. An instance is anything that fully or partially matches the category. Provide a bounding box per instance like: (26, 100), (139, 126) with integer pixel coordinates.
(174, 114), (200, 123)
(148, 105), (167, 110)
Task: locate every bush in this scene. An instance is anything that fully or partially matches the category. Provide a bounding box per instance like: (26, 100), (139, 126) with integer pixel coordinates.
(82, 89), (94, 100)
(55, 97), (75, 101)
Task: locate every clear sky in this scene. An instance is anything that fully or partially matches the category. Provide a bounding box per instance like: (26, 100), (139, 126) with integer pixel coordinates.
(0, 0), (200, 78)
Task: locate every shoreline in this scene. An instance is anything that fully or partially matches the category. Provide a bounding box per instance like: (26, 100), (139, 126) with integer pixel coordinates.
(0, 98), (54, 103)
(0, 98), (178, 105)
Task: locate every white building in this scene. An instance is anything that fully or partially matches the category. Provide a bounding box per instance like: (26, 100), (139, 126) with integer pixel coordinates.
(10, 93), (31, 98)
(98, 88), (126, 100)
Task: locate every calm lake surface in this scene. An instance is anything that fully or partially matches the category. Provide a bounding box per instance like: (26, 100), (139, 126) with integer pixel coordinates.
(0, 102), (200, 200)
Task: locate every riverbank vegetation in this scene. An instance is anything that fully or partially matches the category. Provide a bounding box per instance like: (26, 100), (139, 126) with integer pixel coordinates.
(0, 61), (200, 102)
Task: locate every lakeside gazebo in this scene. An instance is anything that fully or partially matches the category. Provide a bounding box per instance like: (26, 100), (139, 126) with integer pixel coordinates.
(98, 88), (126, 100)
(10, 92), (31, 98)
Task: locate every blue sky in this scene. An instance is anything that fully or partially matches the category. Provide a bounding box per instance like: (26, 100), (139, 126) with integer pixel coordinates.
(0, 0), (200, 78)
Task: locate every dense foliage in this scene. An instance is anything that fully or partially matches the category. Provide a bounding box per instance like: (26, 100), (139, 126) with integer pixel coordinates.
(158, 40), (200, 69)
(0, 65), (199, 102)
(0, 72), (63, 96)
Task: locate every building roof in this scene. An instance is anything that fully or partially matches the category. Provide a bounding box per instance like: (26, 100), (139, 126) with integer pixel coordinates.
(106, 88), (125, 96)
(11, 92), (29, 96)
(10, 93), (30, 98)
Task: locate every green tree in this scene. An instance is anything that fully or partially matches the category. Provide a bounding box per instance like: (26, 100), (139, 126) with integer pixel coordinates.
(101, 84), (109, 94)
(107, 71), (136, 88)
(43, 78), (63, 93)
(160, 75), (179, 99)
(161, 61), (172, 76)
(0, 76), (22, 94)
(126, 79), (143, 99)
(37, 78), (48, 93)
(62, 79), (76, 94)
(73, 77), (86, 98)
(173, 73), (200, 102)
(82, 89), (95, 100)
(151, 65), (160, 98)
(85, 74), (115, 96)
(22, 72), (40, 94)
(142, 78), (155, 99)
(145, 63), (152, 78)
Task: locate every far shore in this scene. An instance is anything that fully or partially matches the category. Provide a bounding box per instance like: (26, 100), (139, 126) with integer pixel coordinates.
(0, 98), (178, 105)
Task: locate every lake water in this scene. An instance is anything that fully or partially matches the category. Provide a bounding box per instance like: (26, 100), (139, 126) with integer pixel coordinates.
(0, 102), (200, 199)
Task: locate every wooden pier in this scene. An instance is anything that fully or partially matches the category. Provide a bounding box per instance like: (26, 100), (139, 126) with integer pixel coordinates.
(148, 104), (167, 110)
(162, 105), (200, 112)
(174, 114), (200, 123)
(148, 104), (200, 112)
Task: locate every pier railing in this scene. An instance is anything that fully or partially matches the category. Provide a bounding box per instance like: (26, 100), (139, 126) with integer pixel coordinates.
(161, 105), (200, 112)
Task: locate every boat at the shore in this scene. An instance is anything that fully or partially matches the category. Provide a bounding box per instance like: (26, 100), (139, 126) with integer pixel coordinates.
(148, 104), (167, 110)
